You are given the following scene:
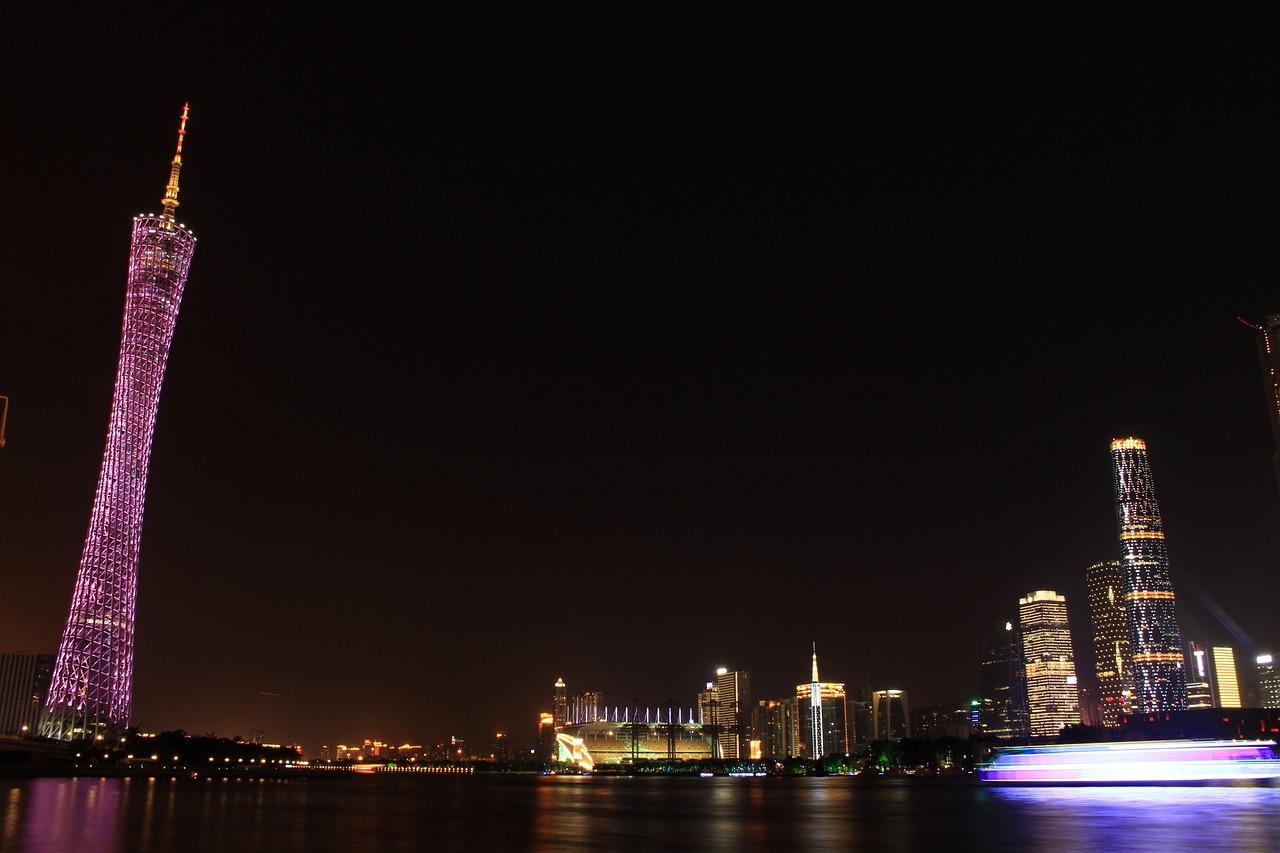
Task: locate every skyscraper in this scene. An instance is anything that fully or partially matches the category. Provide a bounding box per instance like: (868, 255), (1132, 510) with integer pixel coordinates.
(1211, 646), (1243, 708)
(552, 677), (568, 729)
(1257, 654), (1280, 708)
(751, 698), (798, 759)
(1241, 314), (1280, 500)
(1018, 590), (1081, 738)
(871, 689), (910, 740)
(715, 668), (750, 760)
(1085, 559), (1135, 726)
(42, 107), (196, 741)
(794, 647), (849, 758)
(978, 620), (1029, 740)
(1110, 437), (1188, 713)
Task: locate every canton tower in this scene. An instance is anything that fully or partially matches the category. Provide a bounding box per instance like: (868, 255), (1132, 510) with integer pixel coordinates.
(1109, 437), (1188, 713)
(41, 106), (196, 740)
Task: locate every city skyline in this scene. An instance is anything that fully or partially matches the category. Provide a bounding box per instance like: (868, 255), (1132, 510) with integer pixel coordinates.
(3, 11), (1280, 754)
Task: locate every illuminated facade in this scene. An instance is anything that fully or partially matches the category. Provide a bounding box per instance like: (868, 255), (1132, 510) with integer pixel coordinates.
(1085, 559), (1134, 726)
(555, 712), (715, 767)
(1110, 437), (1188, 713)
(42, 106), (196, 740)
(1211, 646), (1242, 708)
(871, 689), (910, 740)
(1018, 590), (1081, 738)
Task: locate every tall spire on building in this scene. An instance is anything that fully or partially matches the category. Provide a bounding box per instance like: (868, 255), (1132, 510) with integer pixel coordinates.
(809, 643), (824, 758)
(161, 102), (189, 222)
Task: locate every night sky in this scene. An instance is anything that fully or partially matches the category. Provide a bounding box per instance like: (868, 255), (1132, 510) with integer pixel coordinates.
(3, 10), (1280, 755)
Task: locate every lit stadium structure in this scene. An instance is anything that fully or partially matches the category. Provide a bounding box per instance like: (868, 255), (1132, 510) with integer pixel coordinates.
(41, 106), (196, 740)
(554, 708), (715, 768)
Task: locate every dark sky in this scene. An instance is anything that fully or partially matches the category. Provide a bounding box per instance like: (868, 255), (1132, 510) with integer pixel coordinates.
(3, 10), (1280, 754)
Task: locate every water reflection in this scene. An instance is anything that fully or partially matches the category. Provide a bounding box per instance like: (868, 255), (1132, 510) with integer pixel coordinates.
(988, 786), (1280, 852)
(0, 775), (1277, 852)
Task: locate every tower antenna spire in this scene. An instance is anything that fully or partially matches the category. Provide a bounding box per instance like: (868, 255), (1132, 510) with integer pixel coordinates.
(161, 103), (190, 221)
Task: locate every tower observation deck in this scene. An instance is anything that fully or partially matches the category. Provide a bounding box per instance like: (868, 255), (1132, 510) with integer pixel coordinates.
(41, 106), (197, 740)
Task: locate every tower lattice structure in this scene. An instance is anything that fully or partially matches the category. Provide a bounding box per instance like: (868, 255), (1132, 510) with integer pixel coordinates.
(1110, 437), (1188, 714)
(42, 106), (196, 740)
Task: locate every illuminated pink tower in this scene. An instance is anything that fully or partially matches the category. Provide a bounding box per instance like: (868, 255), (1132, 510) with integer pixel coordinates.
(41, 106), (196, 740)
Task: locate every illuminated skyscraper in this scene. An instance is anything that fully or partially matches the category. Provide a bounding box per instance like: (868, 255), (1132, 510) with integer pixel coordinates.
(1257, 654), (1280, 709)
(1085, 560), (1134, 726)
(795, 647), (849, 757)
(1110, 437), (1188, 713)
(552, 677), (568, 729)
(715, 667), (750, 760)
(41, 107), (196, 741)
(1211, 646), (1243, 708)
(1018, 590), (1081, 738)
(871, 689), (910, 740)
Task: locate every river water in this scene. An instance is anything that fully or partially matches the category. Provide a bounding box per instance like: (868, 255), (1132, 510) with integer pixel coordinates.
(3, 773), (1279, 852)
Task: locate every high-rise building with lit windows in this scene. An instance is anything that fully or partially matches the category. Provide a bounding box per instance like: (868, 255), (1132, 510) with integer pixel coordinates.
(751, 698), (798, 759)
(552, 677), (568, 728)
(1257, 654), (1280, 708)
(714, 668), (750, 760)
(1085, 560), (1134, 726)
(1018, 590), (1081, 738)
(1110, 437), (1188, 713)
(41, 106), (196, 741)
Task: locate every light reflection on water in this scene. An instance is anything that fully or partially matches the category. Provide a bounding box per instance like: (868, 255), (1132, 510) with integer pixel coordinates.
(986, 786), (1280, 852)
(1, 775), (1278, 852)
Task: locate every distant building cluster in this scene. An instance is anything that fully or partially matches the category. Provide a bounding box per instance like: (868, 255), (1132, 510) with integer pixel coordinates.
(975, 434), (1280, 743)
(536, 431), (1280, 770)
(536, 650), (908, 768)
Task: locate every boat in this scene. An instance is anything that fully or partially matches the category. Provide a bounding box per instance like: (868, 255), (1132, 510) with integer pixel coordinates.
(977, 739), (1280, 785)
